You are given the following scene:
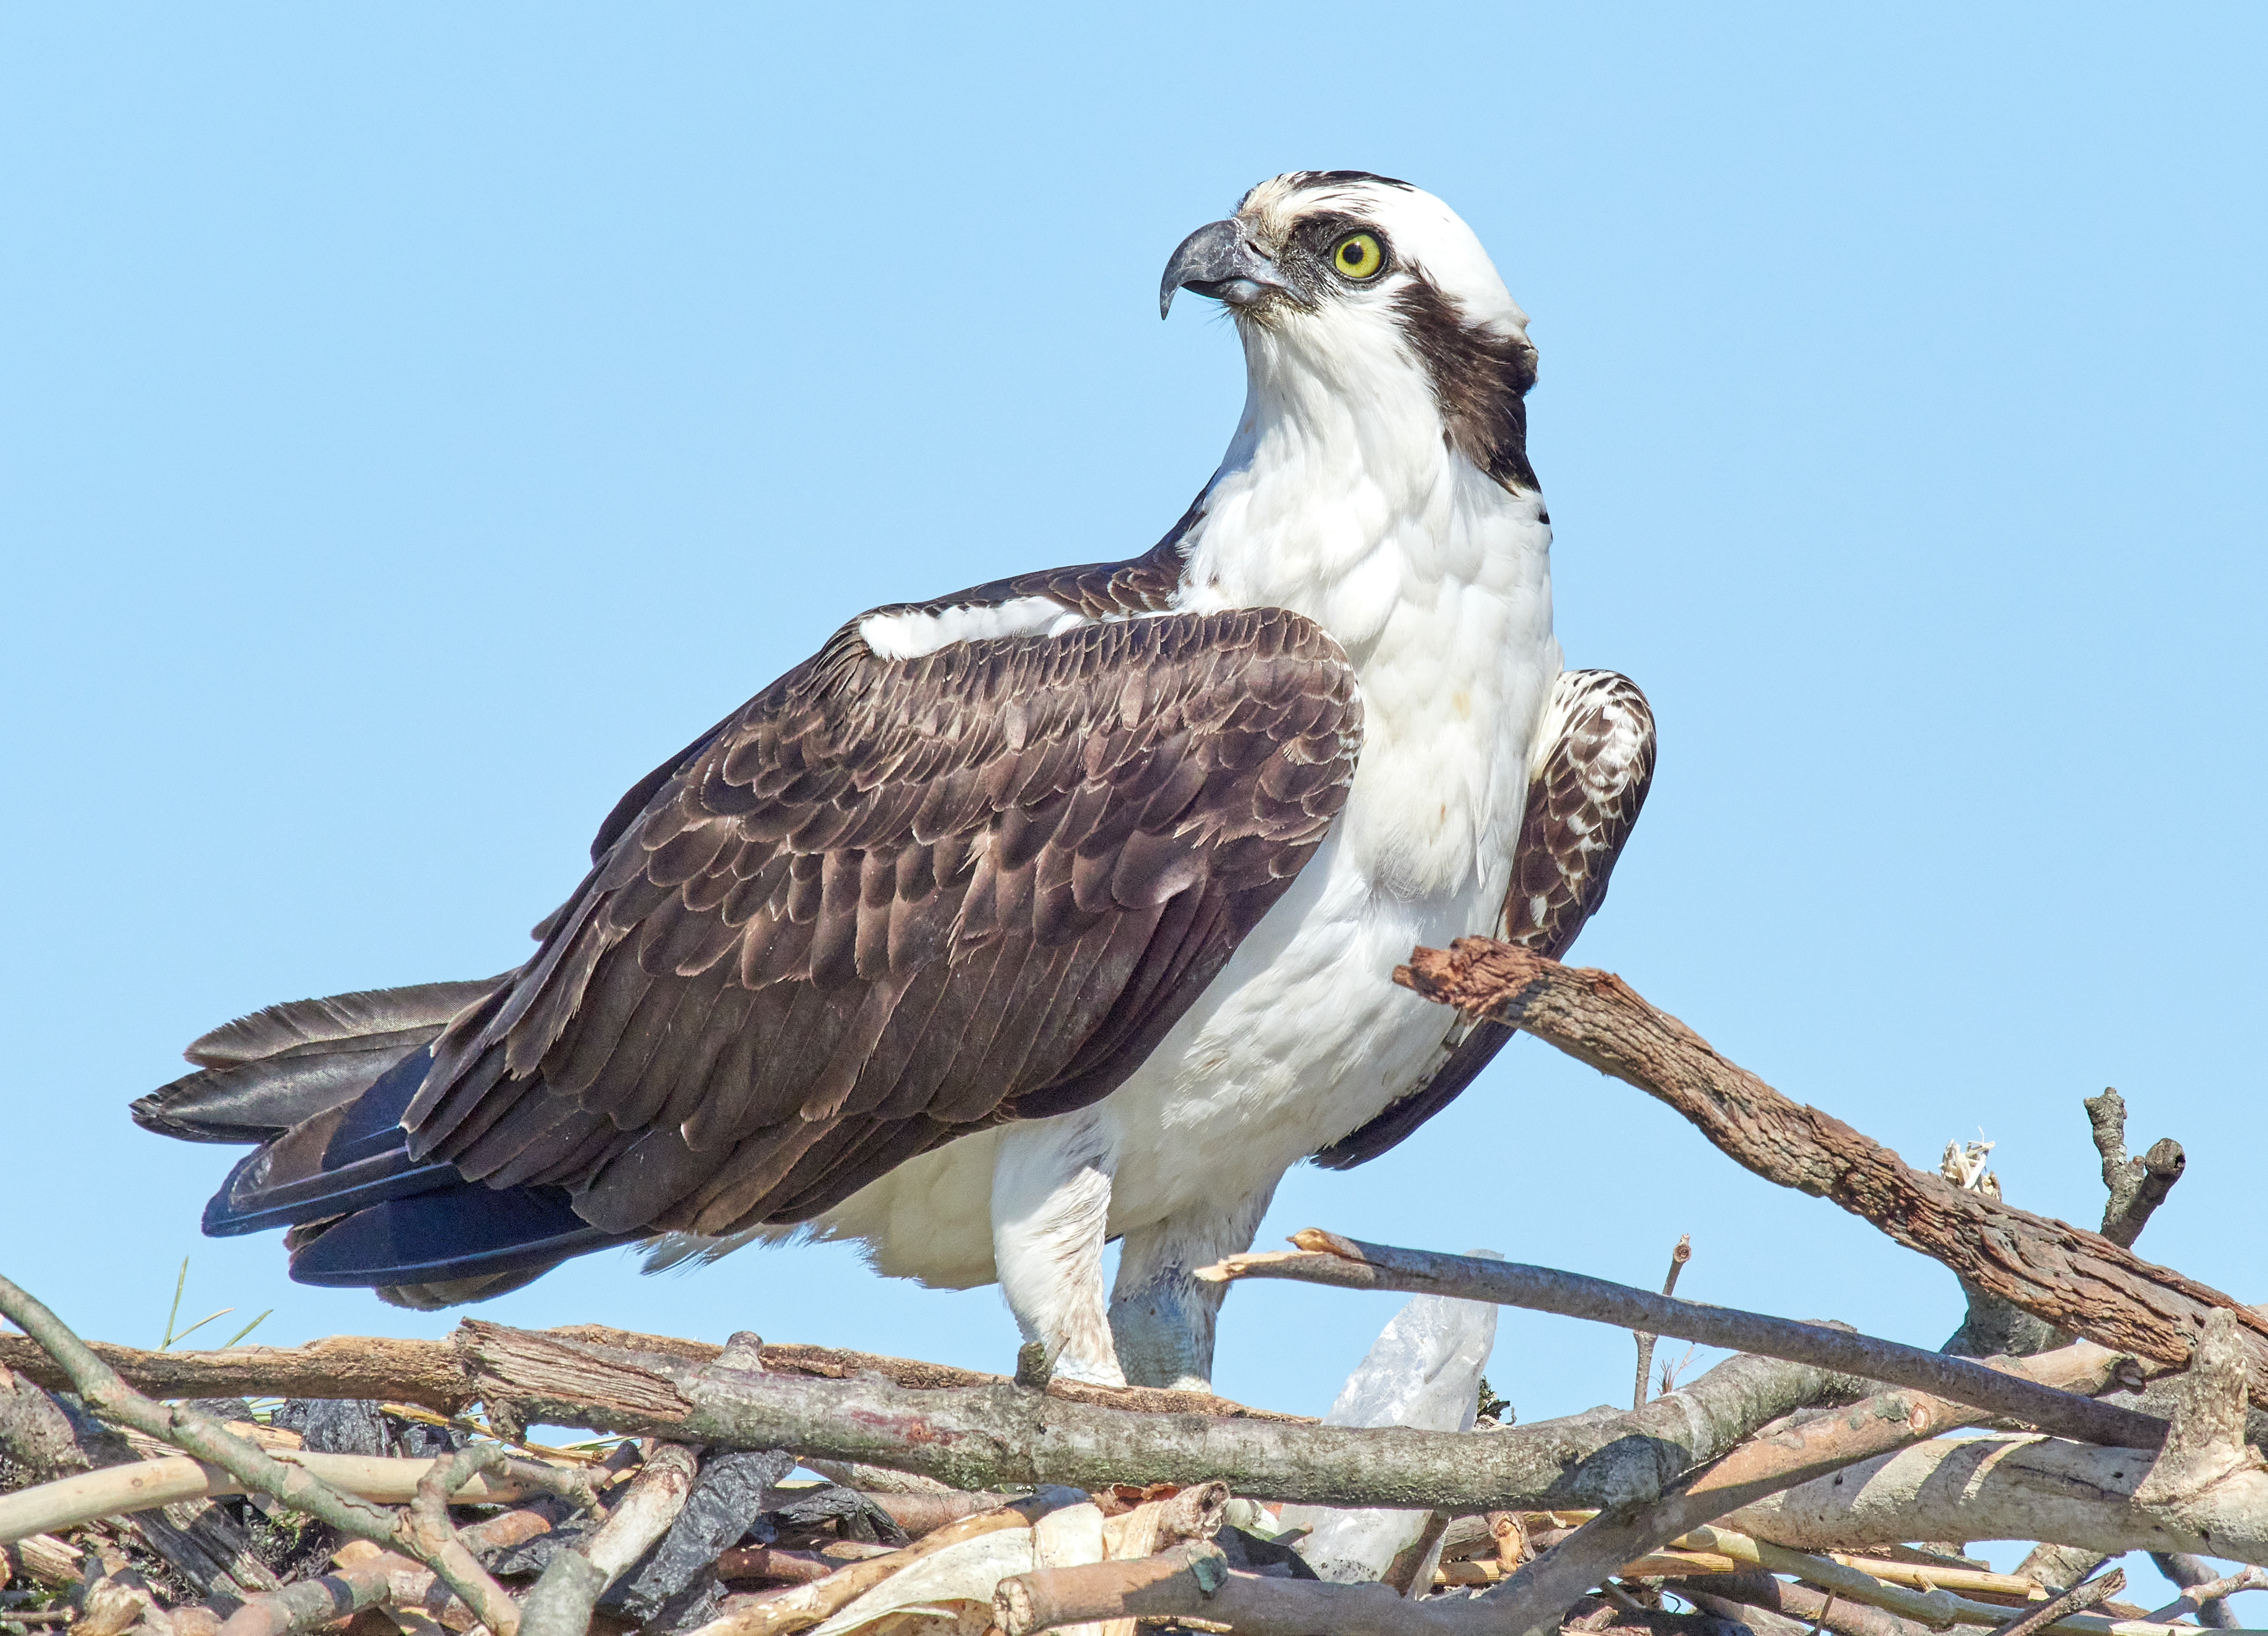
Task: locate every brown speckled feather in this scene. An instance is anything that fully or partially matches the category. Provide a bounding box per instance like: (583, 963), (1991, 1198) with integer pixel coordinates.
(1312, 668), (1653, 1169)
(407, 607), (1361, 1238)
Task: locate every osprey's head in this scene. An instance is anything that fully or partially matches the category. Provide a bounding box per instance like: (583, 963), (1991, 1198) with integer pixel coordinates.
(1161, 172), (1539, 492)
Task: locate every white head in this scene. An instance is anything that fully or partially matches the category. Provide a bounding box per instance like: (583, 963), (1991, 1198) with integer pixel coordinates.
(1161, 172), (1540, 493)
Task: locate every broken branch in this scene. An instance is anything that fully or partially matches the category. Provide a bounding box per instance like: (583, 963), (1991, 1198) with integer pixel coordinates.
(2085, 1090), (2186, 1250)
(1394, 939), (2268, 1395)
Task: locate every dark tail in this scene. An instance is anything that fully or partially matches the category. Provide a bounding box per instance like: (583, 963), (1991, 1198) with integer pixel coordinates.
(135, 979), (637, 1309)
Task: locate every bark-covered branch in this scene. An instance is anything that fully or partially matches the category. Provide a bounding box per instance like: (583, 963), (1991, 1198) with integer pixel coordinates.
(1730, 1315), (2268, 1564)
(0, 1325), (1305, 1422)
(1199, 1231), (2164, 1449)
(1480, 1386), (1965, 1626)
(2086, 1089), (2187, 1249)
(1395, 939), (2268, 1398)
(455, 1320), (1868, 1511)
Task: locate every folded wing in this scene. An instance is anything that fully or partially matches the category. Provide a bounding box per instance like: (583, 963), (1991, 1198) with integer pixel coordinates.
(1312, 667), (1654, 1169)
(193, 607), (1360, 1293)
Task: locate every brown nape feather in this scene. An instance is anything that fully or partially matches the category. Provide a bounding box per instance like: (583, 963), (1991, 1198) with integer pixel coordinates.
(392, 607), (1360, 1243)
(1390, 278), (1540, 493)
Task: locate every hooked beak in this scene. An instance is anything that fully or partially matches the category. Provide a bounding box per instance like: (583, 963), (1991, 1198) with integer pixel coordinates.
(1159, 218), (1287, 318)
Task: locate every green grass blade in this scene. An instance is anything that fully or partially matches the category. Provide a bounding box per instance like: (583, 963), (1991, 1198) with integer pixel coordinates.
(166, 1307), (234, 1348)
(161, 1257), (188, 1349)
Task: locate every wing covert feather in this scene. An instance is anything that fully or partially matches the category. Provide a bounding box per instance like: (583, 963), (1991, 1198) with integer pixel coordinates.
(407, 608), (1361, 1238)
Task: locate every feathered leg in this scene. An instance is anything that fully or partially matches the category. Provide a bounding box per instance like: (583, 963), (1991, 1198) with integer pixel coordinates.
(990, 1112), (1123, 1386)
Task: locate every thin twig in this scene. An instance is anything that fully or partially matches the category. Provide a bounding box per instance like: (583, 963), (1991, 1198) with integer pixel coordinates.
(1634, 1234), (1692, 1411)
(0, 1268), (525, 1634)
(403, 1446), (524, 1636)
(1201, 1230), (2165, 1448)
(2144, 1564), (2268, 1623)
(1983, 1566), (2125, 1636)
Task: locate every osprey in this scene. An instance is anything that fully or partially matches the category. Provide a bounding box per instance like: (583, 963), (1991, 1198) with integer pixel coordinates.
(134, 173), (1654, 1391)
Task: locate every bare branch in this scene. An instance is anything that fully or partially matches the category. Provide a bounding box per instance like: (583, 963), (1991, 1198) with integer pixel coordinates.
(2149, 1554), (2251, 1629)
(0, 1450), (558, 1543)
(1476, 1387), (1963, 1629)
(2145, 1565), (2268, 1623)
(0, 1325), (1304, 1422)
(1729, 1329), (2268, 1565)
(1199, 1231), (2164, 1449)
(1680, 1572), (1934, 1636)
(0, 1270), (411, 1549)
(1635, 1235), (1693, 1412)
(1985, 1567), (2125, 1636)
(2085, 1089), (2187, 1249)
(1394, 939), (2268, 1395)
(517, 1441), (697, 1636)
(456, 1319), (1880, 1512)
(1664, 1526), (2182, 1636)
(402, 1446), (525, 1636)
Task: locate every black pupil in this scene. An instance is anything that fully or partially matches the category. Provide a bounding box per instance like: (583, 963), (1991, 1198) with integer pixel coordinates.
(1343, 242), (1363, 266)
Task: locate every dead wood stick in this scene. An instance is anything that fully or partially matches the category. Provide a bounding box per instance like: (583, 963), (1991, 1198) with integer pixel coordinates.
(1634, 1235), (1693, 1412)
(1479, 1385), (1966, 1623)
(1986, 1567), (2126, 1636)
(1201, 1232), (2163, 1449)
(400, 1446), (524, 1636)
(2, 1530), (80, 1587)
(1666, 1526), (2202, 1636)
(996, 1539), (1547, 1636)
(461, 1319), (1866, 1512)
(1728, 1316), (2268, 1563)
(1395, 939), (2268, 1398)
(714, 1546), (834, 1584)
(0, 1448), (564, 1543)
(0, 1326), (1302, 1422)
(2147, 1556), (2262, 1627)
(685, 1488), (1083, 1636)
(860, 1488), (1012, 1536)
(1679, 1573), (1934, 1636)
(0, 1269), (507, 1628)
(2086, 1090), (2186, 1249)
(517, 1441), (696, 1636)
(216, 1560), (398, 1636)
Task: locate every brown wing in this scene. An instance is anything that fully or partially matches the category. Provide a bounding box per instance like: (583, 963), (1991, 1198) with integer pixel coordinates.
(1312, 668), (1654, 1169)
(405, 607), (1361, 1238)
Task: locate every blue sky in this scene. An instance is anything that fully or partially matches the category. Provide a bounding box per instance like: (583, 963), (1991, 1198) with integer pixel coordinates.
(4, 2), (2264, 1590)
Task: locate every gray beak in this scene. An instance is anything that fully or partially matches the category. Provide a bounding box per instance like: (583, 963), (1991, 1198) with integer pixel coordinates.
(1159, 218), (1287, 318)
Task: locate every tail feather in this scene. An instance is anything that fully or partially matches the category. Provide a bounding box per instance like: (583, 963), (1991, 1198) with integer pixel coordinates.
(200, 1051), (461, 1236)
(287, 1186), (636, 1289)
(185, 979), (504, 1068)
(138, 975), (637, 1308)
(134, 977), (507, 1145)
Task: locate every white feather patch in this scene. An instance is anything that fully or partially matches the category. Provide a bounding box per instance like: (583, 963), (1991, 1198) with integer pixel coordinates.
(857, 594), (1068, 660)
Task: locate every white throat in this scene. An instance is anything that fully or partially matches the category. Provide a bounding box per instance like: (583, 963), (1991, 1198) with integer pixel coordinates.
(1180, 313), (1561, 902)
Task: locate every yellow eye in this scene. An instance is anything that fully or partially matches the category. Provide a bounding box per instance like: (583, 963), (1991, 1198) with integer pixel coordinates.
(1331, 232), (1384, 280)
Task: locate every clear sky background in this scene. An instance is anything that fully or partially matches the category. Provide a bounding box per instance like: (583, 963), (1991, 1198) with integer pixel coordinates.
(4, 2), (2264, 1598)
